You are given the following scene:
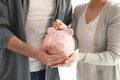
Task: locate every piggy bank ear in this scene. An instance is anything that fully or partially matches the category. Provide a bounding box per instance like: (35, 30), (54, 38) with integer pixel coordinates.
(65, 28), (74, 36)
(47, 27), (56, 34)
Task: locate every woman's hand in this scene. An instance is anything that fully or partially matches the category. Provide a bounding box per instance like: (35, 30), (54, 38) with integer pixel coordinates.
(53, 19), (68, 30)
(52, 53), (77, 67)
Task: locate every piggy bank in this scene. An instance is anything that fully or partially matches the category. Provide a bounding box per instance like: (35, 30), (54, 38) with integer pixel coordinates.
(42, 27), (75, 56)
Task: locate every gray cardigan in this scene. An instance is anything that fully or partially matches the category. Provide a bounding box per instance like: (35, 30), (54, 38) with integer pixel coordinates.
(72, 1), (120, 80)
(0, 0), (72, 80)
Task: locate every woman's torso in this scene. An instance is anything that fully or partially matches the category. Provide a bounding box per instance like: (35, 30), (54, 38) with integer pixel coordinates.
(75, 1), (120, 80)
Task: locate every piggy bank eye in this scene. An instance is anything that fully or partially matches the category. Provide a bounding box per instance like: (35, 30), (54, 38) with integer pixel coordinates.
(63, 35), (65, 37)
(56, 35), (58, 37)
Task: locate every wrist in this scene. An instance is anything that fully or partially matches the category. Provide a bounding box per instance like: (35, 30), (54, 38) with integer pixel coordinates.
(75, 52), (86, 62)
(29, 48), (39, 58)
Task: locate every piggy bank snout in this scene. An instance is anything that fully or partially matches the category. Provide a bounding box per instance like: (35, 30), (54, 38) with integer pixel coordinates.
(54, 41), (67, 51)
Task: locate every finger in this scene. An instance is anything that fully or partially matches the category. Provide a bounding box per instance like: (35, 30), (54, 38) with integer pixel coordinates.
(54, 20), (62, 27)
(54, 20), (67, 30)
(46, 58), (67, 66)
(52, 61), (74, 67)
(44, 45), (54, 50)
(53, 22), (58, 29)
(54, 25), (61, 30)
(58, 25), (67, 30)
(56, 19), (62, 25)
(47, 54), (68, 65)
(52, 54), (76, 67)
(56, 20), (62, 26)
(62, 24), (68, 29)
(50, 54), (67, 62)
(65, 53), (76, 63)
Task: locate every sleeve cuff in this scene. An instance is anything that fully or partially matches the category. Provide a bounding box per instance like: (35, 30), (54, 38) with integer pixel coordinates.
(75, 51), (86, 62)
(0, 27), (14, 48)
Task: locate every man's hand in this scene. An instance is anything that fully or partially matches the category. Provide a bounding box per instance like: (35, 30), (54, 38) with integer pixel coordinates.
(35, 46), (68, 66)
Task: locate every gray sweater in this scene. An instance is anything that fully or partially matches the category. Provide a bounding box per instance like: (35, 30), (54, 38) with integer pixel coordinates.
(72, 1), (120, 80)
(0, 0), (72, 80)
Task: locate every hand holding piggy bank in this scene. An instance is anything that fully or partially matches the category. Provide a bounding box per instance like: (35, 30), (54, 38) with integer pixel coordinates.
(42, 27), (75, 56)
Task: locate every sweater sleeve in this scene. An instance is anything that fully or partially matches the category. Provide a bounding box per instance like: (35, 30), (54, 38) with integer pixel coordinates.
(0, 0), (14, 48)
(76, 3), (120, 66)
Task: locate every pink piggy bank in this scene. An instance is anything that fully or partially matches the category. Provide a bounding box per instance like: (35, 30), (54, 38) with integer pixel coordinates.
(42, 27), (75, 56)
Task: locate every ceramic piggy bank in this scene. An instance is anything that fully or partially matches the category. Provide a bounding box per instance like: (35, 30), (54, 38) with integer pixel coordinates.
(42, 27), (75, 56)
